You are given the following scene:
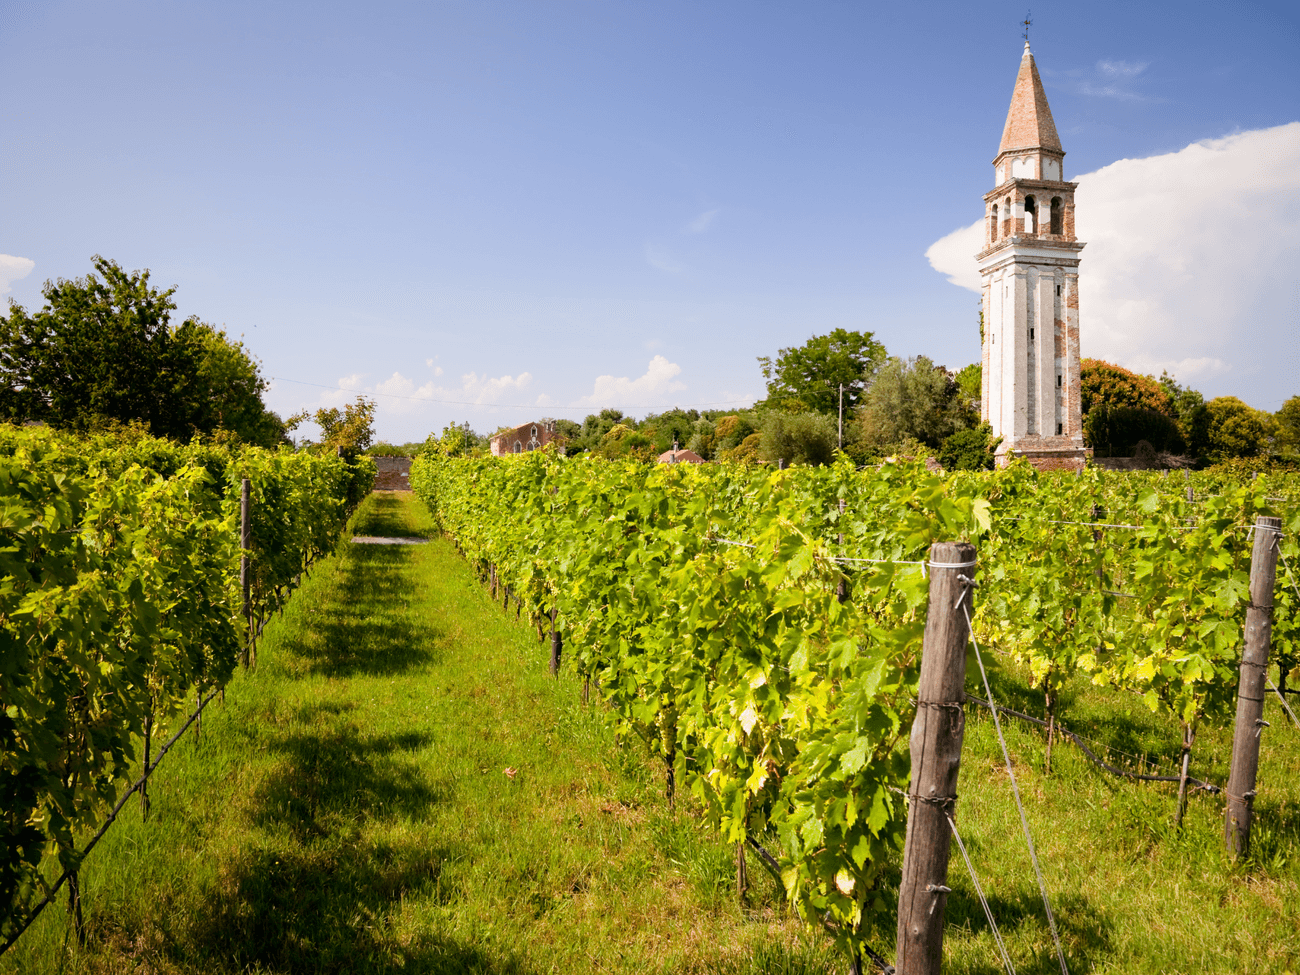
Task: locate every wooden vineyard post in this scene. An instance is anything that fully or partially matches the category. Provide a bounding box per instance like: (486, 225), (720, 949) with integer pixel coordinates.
(836, 498), (848, 604)
(140, 708), (152, 821)
(895, 540), (975, 975)
(240, 478), (251, 668)
(1225, 515), (1282, 857)
(549, 606), (561, 676)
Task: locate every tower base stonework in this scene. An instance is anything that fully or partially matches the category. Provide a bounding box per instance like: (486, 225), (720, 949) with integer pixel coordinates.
(995, 436), (1091, 472)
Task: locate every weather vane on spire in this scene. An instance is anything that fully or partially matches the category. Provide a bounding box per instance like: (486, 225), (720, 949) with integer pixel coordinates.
(1022, 10), (1033, 44)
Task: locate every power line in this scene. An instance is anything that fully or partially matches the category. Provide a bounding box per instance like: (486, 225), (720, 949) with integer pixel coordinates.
(269, 376), (757, 415)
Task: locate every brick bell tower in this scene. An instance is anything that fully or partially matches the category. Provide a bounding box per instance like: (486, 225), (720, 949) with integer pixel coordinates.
(979, 41), (1088, 470)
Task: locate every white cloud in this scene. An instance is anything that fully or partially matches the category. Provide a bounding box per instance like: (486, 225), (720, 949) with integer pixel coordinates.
(925, 122), (1300, 397)
(574, 355), (687, 409)
(686, 208), (720, 234)
(1097, 59), (1148, 78)
(645, 242), (684, 274)
(0, 254), (35, 298)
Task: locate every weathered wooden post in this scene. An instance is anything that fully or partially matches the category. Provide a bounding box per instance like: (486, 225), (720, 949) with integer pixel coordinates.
(895, 541), (975, 975)
(1225, 515), (1282, 857)
(240, 478), (251, 668)
(549, 606), (561, 676)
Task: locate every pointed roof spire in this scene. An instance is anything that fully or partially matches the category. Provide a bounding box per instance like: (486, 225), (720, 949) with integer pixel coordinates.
(997, 43), (1063, 155)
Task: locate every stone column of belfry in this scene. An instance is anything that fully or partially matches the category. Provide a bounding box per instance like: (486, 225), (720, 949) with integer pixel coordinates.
(977, 41), (1089, 471)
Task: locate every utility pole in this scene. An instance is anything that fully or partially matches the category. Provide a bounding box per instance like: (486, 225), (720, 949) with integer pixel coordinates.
(838, 383), (844, 451)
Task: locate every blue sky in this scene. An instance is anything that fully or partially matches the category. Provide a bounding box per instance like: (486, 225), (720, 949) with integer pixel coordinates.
(1, 0), (1297, 442)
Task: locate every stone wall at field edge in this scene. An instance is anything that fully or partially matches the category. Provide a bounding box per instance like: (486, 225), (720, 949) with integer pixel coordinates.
(373, 456), (412, 490)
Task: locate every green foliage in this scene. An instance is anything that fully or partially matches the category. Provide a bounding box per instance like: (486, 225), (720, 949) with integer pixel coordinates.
(757, 329), (887, 415)
(1081, 361), (1187, 458)
(0, 425), (371, 937)
(0, 257), (286, 445)
(1205, 396), (1271, 462)
(1080, 359), (1175, 418)
(409, 451), (992, 966)
(937, 423), (1000, 471)
(289, 396), (377, 453)
(852, 356), (974, 452)
(640, 409), (701, 454)
(759, 412), (838, 467)
(1083, 405), (1184, 458)
(422, 422), (481, 458)
(1275, 396), (1300, 456)
(1159, 372), (1211, 458)
(954, 363), (982, 410)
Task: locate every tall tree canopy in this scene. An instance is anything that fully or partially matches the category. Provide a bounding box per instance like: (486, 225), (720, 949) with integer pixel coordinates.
(757, 328), (887, 415)
(852, 356), (974, 452)
(0, 256), (286, 445)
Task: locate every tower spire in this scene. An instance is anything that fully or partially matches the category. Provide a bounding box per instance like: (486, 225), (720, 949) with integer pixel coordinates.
(998, 42), (1062, 155)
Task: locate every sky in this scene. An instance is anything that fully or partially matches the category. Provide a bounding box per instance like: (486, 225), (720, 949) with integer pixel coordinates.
(1, 0), (1297, 443)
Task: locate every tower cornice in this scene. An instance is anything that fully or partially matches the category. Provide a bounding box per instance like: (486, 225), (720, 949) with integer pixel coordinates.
(984, 178), (1078, 201)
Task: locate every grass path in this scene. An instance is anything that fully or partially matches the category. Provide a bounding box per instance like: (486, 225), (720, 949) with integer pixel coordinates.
(2, 491), (824, 975)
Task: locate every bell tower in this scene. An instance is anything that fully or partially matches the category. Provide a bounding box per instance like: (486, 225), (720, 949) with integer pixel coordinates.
(979, 41), (1088, 470)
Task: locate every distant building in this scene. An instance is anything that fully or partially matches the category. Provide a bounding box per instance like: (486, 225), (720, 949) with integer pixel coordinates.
(657, 442), (705, 464)
(490, 419), (559, 457)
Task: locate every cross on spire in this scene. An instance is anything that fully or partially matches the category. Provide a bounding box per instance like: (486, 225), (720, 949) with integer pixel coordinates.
(1022, 10), (1032, 45)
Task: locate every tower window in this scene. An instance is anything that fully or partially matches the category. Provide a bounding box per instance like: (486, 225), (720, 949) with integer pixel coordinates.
(1050, 197), (1063, 235)
(1029, 327), (1035, 341)
(991, 204), (999, 240)
(1056, 374), (1062, 387)
(1056, 285), (1061, 296)
(1024, 196), (1037, 233)
(1056, 423), (1063, 435)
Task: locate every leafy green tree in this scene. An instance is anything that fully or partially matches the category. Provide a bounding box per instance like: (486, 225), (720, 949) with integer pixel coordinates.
(1080, 359), (1174, 416)
(424, 421), (481, 457)
(1205, 396), (1270, 462)
(1080, 359), (1182, 458)
(289, 396), (376, 453)
(1159, 371), (1211, 458)
(686, 417), (717, 460)
(759, 412), (837, 467)
(179, 321), (287, 446)
(0, 256), (286, 444)
(640, 408), (700, 453)
(1273, 395), (1300, 457)
(954, 363), (981, 411)
(852, 356), (974, 452)
(757, 328), (887, 415)
(938, 422), (1001, 470)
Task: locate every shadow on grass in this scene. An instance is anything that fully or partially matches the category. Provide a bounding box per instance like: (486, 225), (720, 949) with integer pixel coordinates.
(355, 491), (434, 539)
(944, 888), (1112, 975)
(286, 541), (444, 679)
(168, 504), (535, 975)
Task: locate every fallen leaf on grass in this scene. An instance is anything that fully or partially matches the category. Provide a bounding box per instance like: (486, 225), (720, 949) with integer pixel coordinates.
(504, 767), (518, 779)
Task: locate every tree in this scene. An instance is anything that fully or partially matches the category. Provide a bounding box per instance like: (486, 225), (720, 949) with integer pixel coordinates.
(938, 423), (1001, 471)
(1080, 359), (1182, 458)
(1080, 359), (1174, 417)
(425, 421), (481, 457)
(178, 321), (288, 446)
(954, 363), (982, 411)
(289, 396), (376, 452)
(757, 329), (887, 415)
(1273, 395), (1300, 457)
(1205, 396), (1270, 462)
(852, 356), (975, 453)
(1159, 371), (1210, 458)
(759, 412), (838, 467)
(0, 256), (286, 444)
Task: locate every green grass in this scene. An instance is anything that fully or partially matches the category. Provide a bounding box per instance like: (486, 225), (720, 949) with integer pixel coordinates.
(4, 490), (1299, 973)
